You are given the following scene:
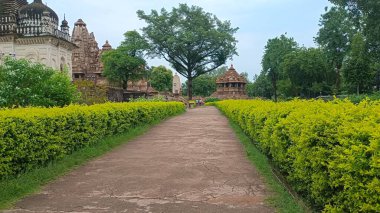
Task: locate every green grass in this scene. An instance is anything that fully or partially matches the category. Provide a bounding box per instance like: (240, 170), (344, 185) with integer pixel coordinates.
(0, 119), (167, 210)
(227, 118), (309, 213)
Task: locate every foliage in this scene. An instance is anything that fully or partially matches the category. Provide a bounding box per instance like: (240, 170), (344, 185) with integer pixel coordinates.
(149, 66), (173, 92)
(101, 31), (148, 89)
(342, 33), (373, 94)
(137, 4), (238, 99)
(74, 80), (108, 105)
(182, 66), (227, 97)
(262, 34), (298, 101)
(215, 99), (380, 212)
(281, 47), (334, 98)
(248, 73), (273, 99)
(343, 92), (380, 104)
(329, 0), (380, 59)
(315, 6), (356, 92)
(0, 102), (185, 179)
(204, 97), (220, 103)
(0, 58), (78, 108)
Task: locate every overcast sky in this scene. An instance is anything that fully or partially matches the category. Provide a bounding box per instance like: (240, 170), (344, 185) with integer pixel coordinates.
(43, 0), (331, 81)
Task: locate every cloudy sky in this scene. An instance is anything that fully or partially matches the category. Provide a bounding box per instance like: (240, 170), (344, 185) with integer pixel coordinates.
(44, 0), (331, 80)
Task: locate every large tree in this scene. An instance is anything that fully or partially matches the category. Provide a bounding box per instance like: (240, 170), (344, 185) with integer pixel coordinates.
(137, 4), (238, 100)
(315, 6), (356, 93)
(262, 34), (298, 101)
(329, 0), (380, 89)
(342, 33), (373, 94)
(101, 31), (149, 89)
(281, 48), (333, 98)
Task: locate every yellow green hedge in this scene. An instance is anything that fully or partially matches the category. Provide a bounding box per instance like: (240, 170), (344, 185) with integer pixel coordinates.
(0, 102), (185, 179)
(215, 99), (380, 212)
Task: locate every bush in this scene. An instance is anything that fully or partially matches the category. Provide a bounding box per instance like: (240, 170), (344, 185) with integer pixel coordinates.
(215, 99), (380, 212)
(0, 58), (79, 108)
(0, 102), (185, 179)
(205, 97), (221, 103)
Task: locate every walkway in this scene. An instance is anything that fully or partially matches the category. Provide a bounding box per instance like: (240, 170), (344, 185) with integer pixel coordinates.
(5, 107), (274, 213)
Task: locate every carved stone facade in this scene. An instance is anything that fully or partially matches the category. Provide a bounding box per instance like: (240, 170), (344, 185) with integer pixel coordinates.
(0, 0), (75, 76)
(71, 19), (111, 84)
(211, 65), (248, 99)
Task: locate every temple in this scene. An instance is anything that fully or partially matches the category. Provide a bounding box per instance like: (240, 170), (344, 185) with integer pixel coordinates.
(71, 19), (111, 84)
(0, 0), (75, 75)
(211, 65), (248, 99)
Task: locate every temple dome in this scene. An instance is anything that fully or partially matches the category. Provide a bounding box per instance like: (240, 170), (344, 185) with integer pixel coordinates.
(19, 0), (59, 21)
(216, 65), (247, 84)
(102, 40), (112, 50)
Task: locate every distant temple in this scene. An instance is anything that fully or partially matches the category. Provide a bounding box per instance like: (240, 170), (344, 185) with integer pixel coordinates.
(0, 0), (75, 76)
(211, 65), (248, 99)
(71, 19), (111, 84)
(172, 73), (181, 95)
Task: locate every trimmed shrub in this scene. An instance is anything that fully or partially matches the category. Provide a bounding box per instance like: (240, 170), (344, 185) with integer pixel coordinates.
(0, 102), (185, 179)
(215, 99), (380, 212)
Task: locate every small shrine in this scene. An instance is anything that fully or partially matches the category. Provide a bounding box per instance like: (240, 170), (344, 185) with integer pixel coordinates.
(211, 65), (248, 99)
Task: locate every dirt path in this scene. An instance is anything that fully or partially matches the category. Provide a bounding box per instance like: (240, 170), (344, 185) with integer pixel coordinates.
(5, 107), (274, 213)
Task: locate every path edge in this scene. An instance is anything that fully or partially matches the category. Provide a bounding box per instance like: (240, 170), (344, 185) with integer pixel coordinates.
(212, 106), (308, 213)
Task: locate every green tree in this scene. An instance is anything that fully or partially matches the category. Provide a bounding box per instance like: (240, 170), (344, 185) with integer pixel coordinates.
(102, 31), (148, 89)
(150, 66), (173, 92)
(191, 74), (217, 97)
(281, 48), (333, 98)
(342, 33), (373, 94)
(137, 4), (238, 100)
(0, 58), (78, 108)
(329, 0), (380, 90)
(315, 6), (356, 93)
(247, 73), (272, 98)
(262, 34), (298, 101)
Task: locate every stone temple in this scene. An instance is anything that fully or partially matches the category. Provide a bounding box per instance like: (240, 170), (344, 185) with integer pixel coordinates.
(0, 0), (75, 76)
(211, 65), (248, 99)
(71, 18), (111, 84)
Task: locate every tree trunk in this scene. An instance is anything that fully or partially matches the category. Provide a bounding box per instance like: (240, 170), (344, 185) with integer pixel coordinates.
(377, 69), (380, 91)
(122, 81), (128, 90)
(272, 80), (277, 102)
(357, 84), (360, 95)
(335, 66), (341, 94)
(187, 78), (193, 100)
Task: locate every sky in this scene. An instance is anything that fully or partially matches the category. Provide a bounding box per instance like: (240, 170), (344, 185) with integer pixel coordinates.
(43, 0), (331, 81)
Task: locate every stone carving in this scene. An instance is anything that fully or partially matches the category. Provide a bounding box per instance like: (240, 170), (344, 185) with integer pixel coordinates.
(71, 19), (111, 84)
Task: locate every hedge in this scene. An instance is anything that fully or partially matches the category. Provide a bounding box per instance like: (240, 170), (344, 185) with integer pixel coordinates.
(215, 99), (380, 212)
(0, 102), (185, 179)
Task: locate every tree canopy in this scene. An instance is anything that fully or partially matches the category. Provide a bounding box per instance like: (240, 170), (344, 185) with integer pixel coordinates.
(101, 31), (148, 89)
(137, 4), (238, 99)
(149, 66), (173, 92)
(342, 33), (373, 94)
(262, 34), (298, 101)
